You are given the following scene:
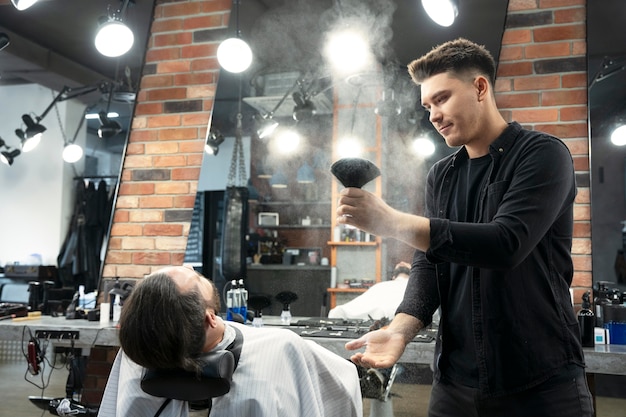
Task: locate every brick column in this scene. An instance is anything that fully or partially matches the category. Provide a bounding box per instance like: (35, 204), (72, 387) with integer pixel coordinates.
(495, 0), (590, 307)
(102, 0), (231, 281)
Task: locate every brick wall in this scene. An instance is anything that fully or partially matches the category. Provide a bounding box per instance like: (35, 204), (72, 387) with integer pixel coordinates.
(101, 0), (231, 283)
(495, 0), (590, 304)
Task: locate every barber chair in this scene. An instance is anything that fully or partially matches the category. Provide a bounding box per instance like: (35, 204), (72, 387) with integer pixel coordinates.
(358, 363), (400, 417)
(140, 327), (243, 417)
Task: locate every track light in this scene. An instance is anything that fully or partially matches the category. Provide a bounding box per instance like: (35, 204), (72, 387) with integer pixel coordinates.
(97, 111), (123, 138)
(15, 114), (45, 152)
(421, 0), (458, 27)
(292, 91), (316, 122)
(0, 33), (10, 52)
(95, 0), (135, 57)
(11, 0), (38, 10)
(255, 114), (279, 139)
(1, 149), (20, 166)
(205, 128), (225, 156)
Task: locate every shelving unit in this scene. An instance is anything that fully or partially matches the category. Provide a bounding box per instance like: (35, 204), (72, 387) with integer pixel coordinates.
(327, 70), (384, 308)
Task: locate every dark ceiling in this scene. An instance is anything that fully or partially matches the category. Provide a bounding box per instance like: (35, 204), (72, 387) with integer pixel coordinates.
(0, 0), (509, 137)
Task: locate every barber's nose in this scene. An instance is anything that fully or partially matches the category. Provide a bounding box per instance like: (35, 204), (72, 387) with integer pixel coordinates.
(429, 108), (442, 124)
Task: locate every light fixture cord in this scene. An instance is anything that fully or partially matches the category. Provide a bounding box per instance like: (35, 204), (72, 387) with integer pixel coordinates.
(52, 90), (70, 145)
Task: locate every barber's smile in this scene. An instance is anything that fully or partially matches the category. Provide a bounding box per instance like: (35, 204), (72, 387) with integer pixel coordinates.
(439, 123), (452, 135)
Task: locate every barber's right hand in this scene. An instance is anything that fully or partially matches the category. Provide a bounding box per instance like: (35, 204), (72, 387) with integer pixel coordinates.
(345, 328), (405, 369)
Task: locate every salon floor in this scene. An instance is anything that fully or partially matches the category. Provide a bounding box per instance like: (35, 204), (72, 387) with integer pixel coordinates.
(0, 353), (625, 417)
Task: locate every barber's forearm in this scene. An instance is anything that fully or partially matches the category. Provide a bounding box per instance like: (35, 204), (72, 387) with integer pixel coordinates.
(389, 211), (431, 252)
(388, 313), (423, 344)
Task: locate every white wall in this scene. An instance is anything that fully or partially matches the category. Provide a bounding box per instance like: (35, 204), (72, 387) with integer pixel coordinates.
(0, 84), (84, 266)
(197, 135), (251, 191)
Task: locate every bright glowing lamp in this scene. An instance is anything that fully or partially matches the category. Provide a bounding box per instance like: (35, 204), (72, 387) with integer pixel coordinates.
(217, 38), (253, 73)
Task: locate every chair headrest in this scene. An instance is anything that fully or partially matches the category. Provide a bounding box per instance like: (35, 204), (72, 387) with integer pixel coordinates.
(141, 349), (236, 402)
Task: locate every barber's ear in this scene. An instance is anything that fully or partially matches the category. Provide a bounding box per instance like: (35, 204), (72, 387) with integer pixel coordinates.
(475, 76), (489, 101)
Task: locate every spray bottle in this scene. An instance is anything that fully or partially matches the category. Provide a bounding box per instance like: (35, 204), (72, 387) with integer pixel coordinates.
(238, 279), (248, 321)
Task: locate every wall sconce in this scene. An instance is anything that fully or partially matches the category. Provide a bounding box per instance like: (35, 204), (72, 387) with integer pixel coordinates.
(95, 0), (135, 58)
(11, 0), (38, 10)
(217, 0), (252, 73)
(205, 128), (225, 156)
(421, 0), (458, 27)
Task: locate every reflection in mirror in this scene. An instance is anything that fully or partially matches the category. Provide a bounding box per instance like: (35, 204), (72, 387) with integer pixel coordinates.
(0, 0), (155, 310)
(588, 0), (626, 292)
(186, 0), (509, 318)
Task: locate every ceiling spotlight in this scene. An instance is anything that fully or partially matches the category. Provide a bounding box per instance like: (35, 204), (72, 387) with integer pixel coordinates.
(421, 0), (458, 27)
(15, 114), (45, 152)
(62, 143), (84, 163)
(11, 0), (38, 10)
(205, 128), (225, 156)
(97, 111), (123, 138)
(375, 90), (401, 117)
(1, 149), (21, 166)
(0, 33), (10, 51)
(95, 0), (135, 57)
(292, 91), (316, 122)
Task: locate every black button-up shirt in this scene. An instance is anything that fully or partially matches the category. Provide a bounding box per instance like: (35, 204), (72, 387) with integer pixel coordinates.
(397, 122), (585, 397)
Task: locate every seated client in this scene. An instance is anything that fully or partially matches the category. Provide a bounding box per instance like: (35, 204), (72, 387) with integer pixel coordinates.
(328, 262), (412, 321)
(97, 266), (363, 417)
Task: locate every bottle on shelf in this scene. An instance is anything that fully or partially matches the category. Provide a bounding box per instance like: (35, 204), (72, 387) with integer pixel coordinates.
(578, 291), (595, 347)
(594, 281), (612, 327)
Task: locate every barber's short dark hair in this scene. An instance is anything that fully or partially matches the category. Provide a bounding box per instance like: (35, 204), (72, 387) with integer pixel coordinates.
(407, 38), (496, 86)
(118, 271), (217, 372)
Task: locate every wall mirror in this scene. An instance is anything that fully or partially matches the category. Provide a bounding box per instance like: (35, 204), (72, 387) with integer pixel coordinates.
(588, 0), (626, 292)
(189, 0), (509, 315)
(0, 0), (155, 304)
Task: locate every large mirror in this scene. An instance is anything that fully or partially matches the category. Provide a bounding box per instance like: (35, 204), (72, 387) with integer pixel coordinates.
(0, 0), (155, 306)
(588, 0), (626, 293)
(189, 0), (510, 315)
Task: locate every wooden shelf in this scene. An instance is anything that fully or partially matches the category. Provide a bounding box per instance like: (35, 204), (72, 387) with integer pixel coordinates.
(327, 241), (378, 246)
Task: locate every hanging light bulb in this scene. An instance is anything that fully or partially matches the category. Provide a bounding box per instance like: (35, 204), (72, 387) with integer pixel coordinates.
(95, 1), (135, 58)
(610, 124), (626, 146)
(421, 0), (458, 27)
(217, 38), (253, 73)
(62, 143), (84, 163)
(11, 0), (38, 10)
(217, 0), (253, 73)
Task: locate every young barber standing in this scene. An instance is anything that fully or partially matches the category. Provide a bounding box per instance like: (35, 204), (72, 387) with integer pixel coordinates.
(338, 38), (593, 417)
